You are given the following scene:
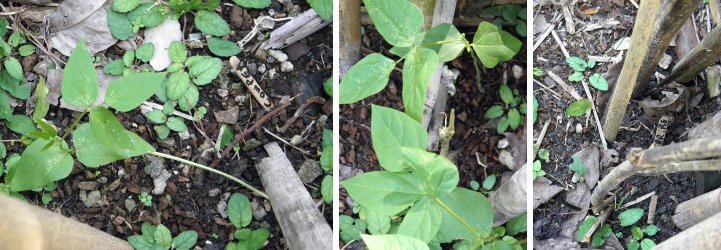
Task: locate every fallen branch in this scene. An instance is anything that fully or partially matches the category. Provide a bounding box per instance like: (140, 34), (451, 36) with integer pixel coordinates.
(208, 98), (292, 169)
(590, 137), (721, 208)
(656, 211), (721, 249)
(261, 8), (332, 50)
(672, 188), (721, 230)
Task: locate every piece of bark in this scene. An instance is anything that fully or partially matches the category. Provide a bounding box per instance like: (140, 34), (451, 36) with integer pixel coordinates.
(672, 188), (721, 230)
(257, 142), (332, 250)
(261, 9), (331, 50)
(533, 176), (564, 209)
(662, 15), (721, 84)
(688, 110), (721, 139)
(0, 193), (132, 250)
(656, 212), (721, 249)
(489, 163), (527, 226)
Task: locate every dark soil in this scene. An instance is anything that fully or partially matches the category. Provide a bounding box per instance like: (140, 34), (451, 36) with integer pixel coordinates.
(533, 1), (720, 247)
(0, 1), (331, 249)
(339, 2), (527, 249)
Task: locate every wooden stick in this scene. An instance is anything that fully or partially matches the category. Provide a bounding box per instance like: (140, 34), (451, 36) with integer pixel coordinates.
(581, 79), (608, 150)
(711, 0), (721, 25)
(633, 0), (702, 97)
(672, 188), (721, 230)
(339, 0), (361, 76)
(601, 0), (662, 142)
(257, 142), (332, 250)
(656, 212), (721, 249)
(662, 23), (721, 84)
(208, 99), (292, 168)
(0, 194), (132, 250)
(648, 194), (658, 224)
(621, 191), (656, 209)
(547, 71), (582, 100)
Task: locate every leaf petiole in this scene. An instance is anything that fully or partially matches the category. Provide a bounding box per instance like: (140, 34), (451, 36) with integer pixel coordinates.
(60, 109), (89, 141)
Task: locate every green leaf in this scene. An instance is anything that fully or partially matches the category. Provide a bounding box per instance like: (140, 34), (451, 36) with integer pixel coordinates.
(155, 125), (170, 139)
(577, 216), (597, 241)
(589, 73), (609, 91)
(169, 41), (188, 63)
(123, 50), (135, 67)
(339, 53), (395, 104)
(587, 59), (597, 68)
(128, 235), (153, 250)
(341, 171), (424, 216)
(7, 32), (25, 47)
(618, 208), (644, 227)
(469, 181), (480, 190)
(105, 72), (166, 112)
(361, 234), (430, 250)
(242, 228), (270, 250)
(505, 213), (527, 235)
(0, 142), (5, 158)
(340, 215), (367, 243)
(113, 0), (140, 13)
(61, 40), (98, 108)
(566, 56), (588, 71)
(0, 71), (29, 100)
(628, 239), (640, 250)
(398, 197), (442, 243)
(88, 107), (137, 149)
(307, 0), (332, 20)
(0, 92), (11, 120)
(533, 95), (538, 123)
(569, 155), (586, 176)
(640, 239), (656, 250)
(7, 138), (73, 192)
(366, 210), (391, 235)
(565, 99), (592, 117)
(644, 224), (659, 236)
(497, 116), (509, 134)
(507, 108), (521, 130)
(41, 193), (52, 204)
(188, 56), (222, 85)
(499, 85), (513, 104)
(6, 115), (35, 135)
(18, 44), (35, 56)
(484, 105), (504, 119)
(207, 37), (241, 57)
(471, 22), (522, 68)
(483, 175), (496, 190)
(437, 188), (493, 241)
(363, 0), (423, 47)
(227, 193), (253, 228)
(166, 71), (191, 101)
(370, 105), (428, 172)
(32, 77), (50, 120)
(421, 24), (465, 62)
(166, 117), (187, 132)
(538, 149), (550, 160)
(568, 71), (584, 82)
(107, 9), (134, 40)
(591, 223), (612, 247)
(178, 84), (199, 111)
(232, 0), (271, 9)
(154, 224), (172, 249)
(4, 57), (23, 80)
(103, 60), (125, 76)
(403, 47), (438, 122)
(631, 225), (643, 240)
(74, 123), (155, 168)
(321, 175), (332, 204)
(194, 10), (230, 36)
(127, 3), (166, 28)
(400, 148), (458, 197)
(172, 230), (198, 250)
(481, 240), (514, 250)
(323, 77), (333, 96)
(320, 130), (333, 171)
(136, 43), (155, 63)
(141, 223), (157, 243)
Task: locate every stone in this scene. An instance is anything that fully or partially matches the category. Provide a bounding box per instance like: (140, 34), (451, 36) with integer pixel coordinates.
(280, 61), (294, 72)
(217, 89), (229, 98)
(178, 130), (190, 140)
(268, 49), (288, 62)
(286, 42), (310, 61)
(145, 19), (183, 71)
(498, 150), (515, 170)
(235, 95), (247, 104)
(143, 156), (172, 195)
(208, 188), (221, 198)
(268, 68), (277, 79)
(497, 138), (509, 149)
(214, 106), (240, 124)
(258, 64), (266, 73)
(298, 160), (322, 184)
(81, 190), (103, 208)
(125, 198), (137, 212)
(77, 181), (99, 191)
(242, 138), (263, 151)
(658, 54), (673, 70)
(112, 216), (126, 226)
(251, 199), (267, 220)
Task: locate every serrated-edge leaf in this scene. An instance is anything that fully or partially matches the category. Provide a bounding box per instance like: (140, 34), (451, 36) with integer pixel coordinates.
(207, 37), (241, 57)
(227, 193), (253, 228)
(618, 208), (644, 227)
(194, 10), (230, 36)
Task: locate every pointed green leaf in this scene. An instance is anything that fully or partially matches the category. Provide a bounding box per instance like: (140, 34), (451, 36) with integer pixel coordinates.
(61, 40), (98, 108)
(471, 22), (522, 68)
(565, 99), (592, 117)
(307, 0), (332, 20)
(341, 171), (424, 216)
(363, 0), (423, 47)
(403, 47), (438, 122)
(321, 175), (332, 204)
(178, 84), (199, 111)
(507, 108), (521, 129)
(421, 24), (465, 62)
(0, 70), (29, 100)
(437, 188), (493, 241)
(400, 147), (459, 197)
(361, 234), (430, 250)
(169, 41), (187, 63)
(6, 114), (35, 135)
(618, 208), (644, 227)
(566, 56), (588, 71)
(74, 123), (155, 168)
(105, 72), (166, 112)
(7, 138), (73, 192)
(589, 73), (609, 91)
(370, 105), (428, 172)
(398, 197), (442, 243)
(32, 77), (50, 120)
(153, 224), (172, 249)
(232, 0), (271, 9)
(484, 105), (504, 119)
(0, 91), (11, 120)
(4, 57), (23, 80)
(145, 110), (167, 124)
(339, 53), (395, 104)
(113, 0), (140, 13)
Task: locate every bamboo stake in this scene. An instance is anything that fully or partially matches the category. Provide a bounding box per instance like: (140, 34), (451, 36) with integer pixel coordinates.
(0, 194), (132, 250)
(602, 0), (676, 141)
(711, 0), (721, 25)
(634, 0), (702, 97)
(672, 188), (721, 230)
(661, 23), (721, 84)
(409, 0), (436, 30)
(339, 0), (361, 76)
(656, 212), (721, 249)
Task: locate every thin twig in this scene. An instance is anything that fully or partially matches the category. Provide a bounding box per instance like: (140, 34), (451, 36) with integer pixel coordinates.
(263, 128), (311, 155)
(581, 79), (608, 150)
(279, 96), (325, 133)
(621, 191), (656, 209)
(209, 98), (293, 168)
(547, 71), (582, 100)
